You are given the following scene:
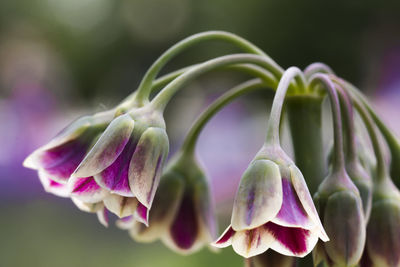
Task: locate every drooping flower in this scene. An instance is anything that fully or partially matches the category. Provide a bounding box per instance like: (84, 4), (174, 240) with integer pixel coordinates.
(24, 103), (169, 225)
(122, 153), (217, 254)
(213, 145), (328, 258)
(313, 168), (366, 267)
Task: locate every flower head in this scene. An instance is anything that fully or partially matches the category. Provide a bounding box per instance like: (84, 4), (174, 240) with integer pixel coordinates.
(124, 153), (216, 254)
(24, 104), (169, 225)
(213, 145), (328, 258)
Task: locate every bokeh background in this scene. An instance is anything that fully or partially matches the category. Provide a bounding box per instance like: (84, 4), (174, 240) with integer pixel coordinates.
(1, 0), (399, 266)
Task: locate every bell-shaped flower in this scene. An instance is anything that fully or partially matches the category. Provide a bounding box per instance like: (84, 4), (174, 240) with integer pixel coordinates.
(70, 107), (169, 223)
(213, 145), (328, 258)
(125, 153), (217, 254)
(364, 178), (400, 267)
(313, 169), (366, 267)
(23, 110), (113, 185)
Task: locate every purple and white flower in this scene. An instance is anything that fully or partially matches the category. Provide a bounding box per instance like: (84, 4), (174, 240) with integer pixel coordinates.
(213, 146), (328, 258)
(123, 155), (217, 254)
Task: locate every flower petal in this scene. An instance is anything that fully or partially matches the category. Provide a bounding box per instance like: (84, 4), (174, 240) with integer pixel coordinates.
(231, 159), (283, 231)
(164, 192), (198, 251)
(68, 176), (108, 203)
(94, 138), (137, 197)
(71, 197), (104, 213)
(213, 226), (235, 248)
(134, 202), (149, 226)
(73, 114), (134, 178)
(116, 215), (134, 230)
(271, 177), (313, 229)
(129, 127), (169, 209)
(96, 207), (110, 227)
(289, 165), (329, 241)
(231, 226), (275, 258)
(265, 222), (318, 257)
(103, 194), (138, 218)
(130, 171), (184, 241)
(38, 171), (70, 197)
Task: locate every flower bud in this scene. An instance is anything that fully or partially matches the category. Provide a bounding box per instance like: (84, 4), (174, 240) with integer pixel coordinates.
(313, 169), (366, 267)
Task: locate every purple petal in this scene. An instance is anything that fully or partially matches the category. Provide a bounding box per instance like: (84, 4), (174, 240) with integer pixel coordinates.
(38, 171), (69, 197)
(116, 215), (134, 230)
(214, 226), (235, 247)
(272, 178), (311, 229)
(130, 127), (169, 209)
(169, 193), (198, 250)
(95, 139), (137, 196)
(39, 140), (87, 182)
(264, 222), (313, 256)
(73, 114), (134, 178)
(134, 202), (149, 226)
(69, 176), (108, 203)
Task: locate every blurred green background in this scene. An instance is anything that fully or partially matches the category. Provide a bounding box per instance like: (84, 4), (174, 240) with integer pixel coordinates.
(1, 0), (399, 266)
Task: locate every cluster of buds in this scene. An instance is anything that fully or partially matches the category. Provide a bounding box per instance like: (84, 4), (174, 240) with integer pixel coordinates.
(24, 31), (400, 266)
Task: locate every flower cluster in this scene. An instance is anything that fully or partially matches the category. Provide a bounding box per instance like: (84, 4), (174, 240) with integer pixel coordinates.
(23, 31), (400, 266)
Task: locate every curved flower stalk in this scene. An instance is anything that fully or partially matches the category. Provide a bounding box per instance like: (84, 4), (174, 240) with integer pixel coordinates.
(213, 67), (328, 258)
(120, 152), (216, 254)
(311, 74), (366, 267)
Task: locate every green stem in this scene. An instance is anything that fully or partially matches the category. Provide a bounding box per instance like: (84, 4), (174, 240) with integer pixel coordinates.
(332, 78), (388, 181)
(335, 84), (358, 163)
(304, 62), (334, 79)
(265, 67), (306, 146)
(309, 74), (345, 173)
(181, 79), (273, 156)
(133, 31), (283, 104)
(149, 54), (283, 111)
(150, 63), (276, 95)
(286, 94), (325, 195)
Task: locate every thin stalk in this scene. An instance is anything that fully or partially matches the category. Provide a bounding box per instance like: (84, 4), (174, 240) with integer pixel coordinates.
(149, 54), (284, 111)
(332, 78), (388, 181)
(309, 74), (345, 172)
(265, 67), (306, 146)
(181, 79), (273, 156)
(133, 31), (283, 104)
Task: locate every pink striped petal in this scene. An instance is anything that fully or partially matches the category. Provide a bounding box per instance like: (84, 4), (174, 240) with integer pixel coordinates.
(289, 165), (329, 241)
(130, 127), (169, 209)
(264, 222), (318, 257)
(68, 176), (108, 203)
(231, 225), (275, 258)
(271, 178), (313, 229)
(94, 138), (137, 197)
(73, 114), (134, 178)
(134, 202), (149, 226)
(213, 226), (235, 248)
(38, 171), (69, 197)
